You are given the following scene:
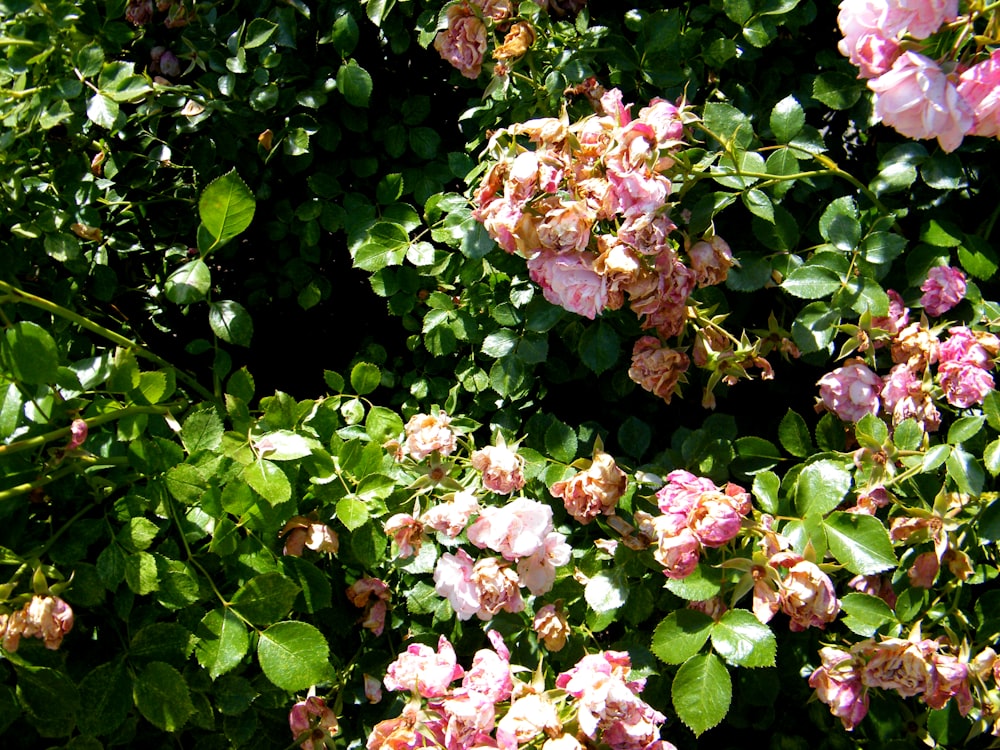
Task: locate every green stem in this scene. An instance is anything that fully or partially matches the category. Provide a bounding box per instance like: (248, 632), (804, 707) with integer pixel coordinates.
(0, 456), (130, 502)
(0, 280), (215, 401)
(0, 402), (186, 458)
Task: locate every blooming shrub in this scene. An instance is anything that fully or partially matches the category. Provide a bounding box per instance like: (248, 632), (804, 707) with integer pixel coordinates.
(1, 0), (1000, 749)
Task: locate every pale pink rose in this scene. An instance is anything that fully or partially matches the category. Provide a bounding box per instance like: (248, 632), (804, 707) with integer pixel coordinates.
(433, 550), (481, 621)
(778, 559), (840, 631)
(938, 361), (994, 407)
(441, 688), (496, 750)
(497, 694), (562, 750)
(422, 491), (480, 537)
(894, 0), (958, 38)
(471, 443), (526, 495)
(852, 32), (901, 78)
(281, 516), (340, 556)
(477, 198), (522, 254)
(541, 735), (586, 750)
(817, 360), (882, 422)
(958, 49), (1000, 137)
(528, 249), (608, 319)
(652, 525), (701, 579)
(549, 451), (628, 525)
(752, 568), (782, 624)
(907, 550), (939, 588)
(617, 212), (676, 255)
(463, 629), (513, 703)
(384, 636), (465, 697)
(537, 200), (593, 253)
(605, 121), (659, 174)
(556, 651), (632, 696)
(860, 638), (934, 697)
(289, 697), (339, 750)
(688, 236), (734, 287)
(599, 88), (631, 124)
(628, 336), (689, 404)
(607, 170), (670, 218)
(402, 410), (457, 461)
(939, 326), (994, 368)
(656, 469), (718, 515)
(346, 578), (391, 636)
(506, 150), (540, 204)
(837, 0), (885, 59)
(868, 52), (973, 153)
(433, 4), (487, 80)
(880, 363), (941, 430)
(364, 674), (383, 704)
(687, 491), (745, 548)
(637, 97), (685, 147)
(466, 497), (553, 560)
(871, 289), (909, 341)
(516, 531), (571, 595)
(474, 0), (513, 22)
(16, 596), (74, 651)
(384, 514), (424, 558)
(808, 647), (869, 731)
(471, 557), (525, 620)
(533, 603), (571, 651)
(920, 265), (966, 316)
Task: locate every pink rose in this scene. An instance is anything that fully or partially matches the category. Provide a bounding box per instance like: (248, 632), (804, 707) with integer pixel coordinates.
(938, 361), (994, 407)
(959, 49), (1000, 137)
(617, 213), (676, 255)
(778, 559), (840, 631)
(516, 531), (571, 595)
(471, 556), (525, 620)
(627, 337), (690, 404)
(880, 363), (941, 431)
(384, 514), (424, 558)
(433, 550), (481, 621)
(606, 170), (670, 218)
(851, 32), (901, 79)
(860, 638), (934, 697)
(688, 235), (734, 287)
(919, 265), (966, 316)
(895, 0), (958, 38)
(533, 604), (571, 651)
(925, 649), (972, 715)
(384, 636), (464, 697)
(402, 410), (457, 461)
(687, 491), (745, 548)
(817, 360), (882, 422)
(536, 200), (593, 253)
(497, 694), (563, 750)
(345, 578), (391, 636)
(549, 451), (628, 525)
(868, 52), (973, 153)
(528, 249), (608, 320)
(421, 491), (480, 537)
(463, 630), (513, 703)
(637, 97), (685, 147)
(471, 443), (526, 495)
(872, 288), (909, 341)
(466, 497), (553, 560)
(441, 688), (496, 749)
(939, 326), (994, 368)
(289, 697), (339, 750)
(808, 647), (869, 731)
(652, 525), (701, 579)
(433, 4), (487, 80)
(907, 550), (940, 588)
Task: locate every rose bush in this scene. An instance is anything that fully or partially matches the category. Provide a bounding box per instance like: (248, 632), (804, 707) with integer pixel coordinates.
(1, 0), (1000, 748)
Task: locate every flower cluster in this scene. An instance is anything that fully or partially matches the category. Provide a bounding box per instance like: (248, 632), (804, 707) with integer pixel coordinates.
(473, 84), (745, 404)
(369, 636), (674, 750)
(837, 0), (1000, 151)
(0, 595), (74, 652)
(809, 637), (971, 731)
(817, 265), (996, 426)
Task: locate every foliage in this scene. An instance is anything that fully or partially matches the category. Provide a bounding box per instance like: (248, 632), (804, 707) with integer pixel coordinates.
(1, 0), (1000, 749)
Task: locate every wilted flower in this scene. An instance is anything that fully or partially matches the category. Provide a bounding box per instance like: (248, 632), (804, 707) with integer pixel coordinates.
(919, 265), (967, 316)
(533, 603), (571, 651)
(809, 647), (869, 731)
(628, 336), (689, 404)
(346, 578), (391, 636)
(493, 22), (536, 61)
(280, 517), (339, 556)
(471, 442), (526, 494)
(549, 451), (627, 525)
(688, 235), (735, 287)
(817, 359), (882, 422)
(471, 557), (525, 620)
(433, 4), (487, 80)
(289, 696), (339, 750)
(384, 635), (464, 698)
(384, 514), (424, 558)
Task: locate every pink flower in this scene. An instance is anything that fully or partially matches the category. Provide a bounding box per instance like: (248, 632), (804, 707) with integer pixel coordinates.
(938, 361), (994, 407)
(536, 200), (593, 253)
(527, 250), (608, 320)
(467, 497), (553, 560)
(345, 578), (391, 636)
(289, 697), (340, 750)
(549, 451), (628, 525)
(939, 326), (994, 368)
(533, 604), (571, 651)
(66, 419), (88, 451)
(280, 517), (340, 556)
(384, 514), (424, 558)
(895, 0), (959, 38)
(778, 558), (840, 631)
(617, 213), (676, 255)
(471, 443), (526, 495)
(433, 4), (487, 80)
(872, 289), (909, 341)
(880, 363), (941, 431)
(471, 557), (525, 620)
(627, 337), (689, 404)
(402, 410), (457, 461)
(441, 688), (496, 750)
(920, 265), (966, 316)
(817, 360), (882, 422)
(686, 491), (745, 548)
(652, 525), (701, 579)
(637, 97), (685, 147)
(688, 236), (734, 287)
(852, 32), (901, 79)
(421, 491), (480, 538)
(497, 694), (562, 750)
(808, 647), (869, 731)
(656, 470), (717, 515)
(606, 170), (670, 218)
(860, 638), (935, 697)
(384, 636), (464, 697)
(516, 531), (571, 595)
(925, 649), (972, 715)
(907, 550), (940, 588)
(462, 630), (513, 703)
(868, 52), (973, 153)
(848, 574), (897, 608)
(959, 50), (1000, 137)
(4, 596), (76, 652)
(433, 550), (481, 621)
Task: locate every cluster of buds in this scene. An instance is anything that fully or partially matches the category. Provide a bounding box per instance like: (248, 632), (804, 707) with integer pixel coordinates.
(433, 0), (581, 80)
(473, 83), (752, 405)
(816, 264), (997, 430)
(837, 0), (1000, 151)
(0, 595), (74, 652)
(368, 634), (674, 750)
(808, 636), (971, 731)
(125, 0), (195, 28)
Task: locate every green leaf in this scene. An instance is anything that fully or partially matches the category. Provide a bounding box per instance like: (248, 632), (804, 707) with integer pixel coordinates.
(181, 406), (224, 454)
(336, 496), (370, 530)
(241, 459), (291, 504)
(840, 592), (896, 636)
(947, 447), (985, 496)
(76, 661), (132, 736)
(482, 329), (519, 358)
(792, 301), (839, 354)
(948, 415), (986, 445)
(778, 409), (813, 457)
(812, 72), (862, 110)
(732, 436), (782, 475)
(578, 321), (620, 375)
(824, 512), (898, 575)
(795, 459), (852, 516)
(116, 517), (160, 553)
(164, 463), (207, 505)
(2, 321), (60, 385)
(195, 608), (250, 679)
(86, 93), (119, 128)
(133, 662), (194, 733)
(752, 471), (780, 514)
(337, 59), (372, 107)
(209, 300), (254, 347)
(354, 222), (409, 271)
(958, 235), (1000, 280)
(255, 430), (319, 461)
(544, 420), (577, 464)
(231, 572), (301, 626)
(15, 666), (80, 734)
(665, 563), (723, 600)
(257, 621), (331, 691)
(741, 189), (774, 222)
(781, 265), (843, 299)
(199, 170), (256, 250)
(584, 569), (629, 613)
(351, 361), (381, 395)
(245, 18), (278, 47)
(922, 443), (951, 472)
(671, 653), (732, 736)
(818, 196), (861, 250)
(769, 95), (805, 143)
(331, 8), (360, 54)
(651, 610), (714, 665)
(711, 609), (776, 668)
(703, 102), (755, 150)
(129, 622), (194, 666)
(985, 438), (1000, 476)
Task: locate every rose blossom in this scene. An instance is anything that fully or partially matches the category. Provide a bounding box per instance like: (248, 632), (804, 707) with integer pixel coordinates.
(652, 525), (701, 579)
(938, 361), (995, 407)
(868, 52), (973, 153)
(907, 550), (939, 588)
(891, 321), (940, 368)
(280, 517), (340, 556)
(536, 200), (593, 253)
(463, 630), (513, 703)
(817, 360), (882, 422)
(919, 265), (966, 316)
(402, 410), (457, 461)
(384, 636), (464, 697)
(871, 288), (909, 341)
(925, 649), (972, 714)
(534, 603), (571, 651)
(467, 497), (553, 560)
(433, 550), (481, 621)
(384, 514), (424, 558)
(517, 531), (571, 595)
(860, 638), (935, 697)
(527, 250), (608, 320)
(289, 696), (339, 750)
(939, 326), (997, 368)
(471, 557), (525, 619)
(549, 451), (628, 525)
(441, 688), (496, 749)
(808, 647), (869, 731)
(686, 491), (745, 548)
(471, 443), (526, 495)
(688, 236), (734, 287)
(346, 578), (391, 636)
(433, 4), (487, 80)
(880, 363), (940, 431)
(497, 694), (562, 750)
(422, 491), (480, 537)
(1, 595), (75, 652)
(628, 336), (689, 404)
(777, 557), (840, 631)
(958, 49), (1000, 138)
